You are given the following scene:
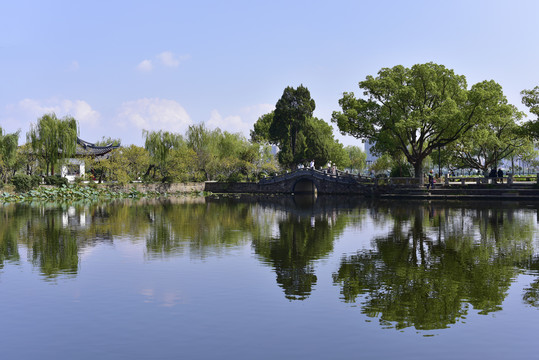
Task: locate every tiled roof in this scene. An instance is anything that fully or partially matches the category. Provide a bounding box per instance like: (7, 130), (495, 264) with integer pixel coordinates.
(75, 137), (121, 156)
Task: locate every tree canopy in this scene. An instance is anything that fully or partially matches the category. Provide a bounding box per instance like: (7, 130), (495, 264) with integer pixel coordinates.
(0, 127), (20, 183)
(27, 113), (78, 176)
(252, 85), (347, 169)
(447, 105), (535, 172)
(332, 62), (509, 183)
(521, 86), (539, 138)
(270, 85), (316, 166)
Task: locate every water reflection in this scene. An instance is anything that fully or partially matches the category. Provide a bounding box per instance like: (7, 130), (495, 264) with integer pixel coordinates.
(333, 202), (537, 330)
(2, 197), (539, 331)
(0, 204), (21, 268)
(252, 212), (345, 300)
(144, 197), (257, 259)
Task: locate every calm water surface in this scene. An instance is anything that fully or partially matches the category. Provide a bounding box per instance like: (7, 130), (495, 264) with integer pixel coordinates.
(1, 195), (539, 359)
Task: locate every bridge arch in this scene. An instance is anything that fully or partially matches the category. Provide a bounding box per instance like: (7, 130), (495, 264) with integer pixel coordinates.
(292, 177), (318, 194)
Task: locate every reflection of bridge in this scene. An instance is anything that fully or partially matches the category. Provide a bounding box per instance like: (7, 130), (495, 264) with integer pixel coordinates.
(258, 168), (368, 194)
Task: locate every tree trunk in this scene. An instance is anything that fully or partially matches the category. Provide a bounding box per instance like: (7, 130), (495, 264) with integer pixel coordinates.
(414, 161), (424, 186)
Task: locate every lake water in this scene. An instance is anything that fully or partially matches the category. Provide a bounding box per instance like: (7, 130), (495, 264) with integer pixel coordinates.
(1, 195), (539, 359)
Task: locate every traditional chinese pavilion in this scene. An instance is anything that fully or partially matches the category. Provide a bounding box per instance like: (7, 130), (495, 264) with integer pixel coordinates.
(61, 137), (121, 181)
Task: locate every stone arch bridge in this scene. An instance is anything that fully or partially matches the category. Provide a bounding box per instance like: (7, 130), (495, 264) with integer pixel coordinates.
(205, 168), (369, 195)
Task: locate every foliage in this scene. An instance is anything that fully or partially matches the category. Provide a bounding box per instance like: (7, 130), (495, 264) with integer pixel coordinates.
(250, 112), (273, 143)
(14, 143), (42, 176)
(0, 184), (185, 203)
(345, 146), (367, 173)
(27, 113), (78, 176)
(44, 175), (68, 187)
(521, 86), (539, 138)
(252, 87), (346, 170)
(111, 145), (149, 183)
(0, 127), (20, 183)
(166, 146), (198, 183)
(447, 102), (535, 172)
(11, 174), (41, 193)
(369, 153), (393, 174)
(332, 63), (507, 183)
(186, 124), (270, 181)
(270, 85), (316, 168)
(389, 161), (413, 177)
(143, 130), (184, 180)
(186, 124), (220, 180)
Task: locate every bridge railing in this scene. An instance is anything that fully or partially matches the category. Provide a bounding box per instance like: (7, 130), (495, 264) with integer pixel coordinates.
(259, 168), (363, 185)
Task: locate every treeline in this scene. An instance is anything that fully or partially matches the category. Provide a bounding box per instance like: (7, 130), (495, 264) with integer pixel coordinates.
(5, 61), (536, 187)
(1, 97), (367, 187)
(331, 62), (539, 182)
(0, 121), (282, 186)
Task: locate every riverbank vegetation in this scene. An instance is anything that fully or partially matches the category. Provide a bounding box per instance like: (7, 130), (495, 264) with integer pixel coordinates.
(1, 62), (538, 192)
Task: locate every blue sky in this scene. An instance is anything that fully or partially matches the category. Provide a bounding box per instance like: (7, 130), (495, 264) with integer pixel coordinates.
(2, 0), (539, 147)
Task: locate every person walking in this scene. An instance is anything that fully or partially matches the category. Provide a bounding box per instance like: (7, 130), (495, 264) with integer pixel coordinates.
(498, 168), (504, 184)
(427, 170), (434, 190)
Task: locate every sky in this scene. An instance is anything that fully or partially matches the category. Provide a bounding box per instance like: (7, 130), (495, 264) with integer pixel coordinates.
(1, 0), (539, 148)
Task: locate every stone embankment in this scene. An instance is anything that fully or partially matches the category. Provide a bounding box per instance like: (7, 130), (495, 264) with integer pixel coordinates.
(102, 182), (206, 193)
(204, 179), (539, 201)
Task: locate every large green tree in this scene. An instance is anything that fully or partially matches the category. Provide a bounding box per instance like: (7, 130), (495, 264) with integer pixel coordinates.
(268, 85), (316, 168)
(252, 86), (348, 169)
(447, 105), (535, 173)
(27, 113), (78, 176)
(332, 63), (506, 184)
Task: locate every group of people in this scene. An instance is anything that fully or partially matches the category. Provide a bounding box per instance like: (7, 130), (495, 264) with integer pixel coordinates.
(297, 160), (316, 169)
(426, 168), (506, 189)
(489, 168), (504, 183)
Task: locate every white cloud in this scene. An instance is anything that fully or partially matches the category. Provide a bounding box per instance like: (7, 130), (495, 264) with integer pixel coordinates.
(206, 104), (274, 138)
(137, 51), (188, 72)
(67, 60), (79, 72)
(137, 59), (153, 72)
(116, 98), (193, 134)
(157, 51), (180, 68)
(207, 110), (246, 134)
(9, 98), (100, 127)
(239, 103), (274, 120)
(1, 98), (101, 143)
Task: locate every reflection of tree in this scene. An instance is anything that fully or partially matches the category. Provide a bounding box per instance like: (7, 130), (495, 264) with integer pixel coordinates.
(144, 198), (261, 259)
(253, 212), (347, 300)
(333, 204), (535, 330)
(522, 255), (539, 308)
(0, 204), (21, 268)
(30, 217), (79, 277)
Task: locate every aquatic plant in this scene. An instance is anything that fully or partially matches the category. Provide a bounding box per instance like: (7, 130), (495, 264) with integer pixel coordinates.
(0, 184), (177, 203)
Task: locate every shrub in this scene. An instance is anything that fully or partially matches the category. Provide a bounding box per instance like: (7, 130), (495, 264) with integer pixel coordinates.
(226, 172), (245, 182)
(44, 175), (68, 187)
(390, 162), (413, 177)
(11, 174), (40, 193)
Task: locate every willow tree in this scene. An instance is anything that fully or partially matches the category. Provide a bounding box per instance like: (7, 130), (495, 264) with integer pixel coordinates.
(0, 127), (20, 183)
(143, 130), (183, 180)
(27, 113), (78, 175)
(332, 63), (505, 184)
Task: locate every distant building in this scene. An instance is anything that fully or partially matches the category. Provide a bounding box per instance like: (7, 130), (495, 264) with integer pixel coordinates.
(61, 137), (121, 182)
(364, 139), (378, 167)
